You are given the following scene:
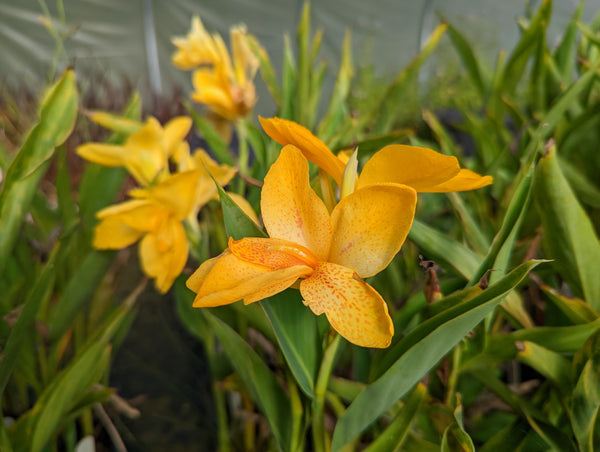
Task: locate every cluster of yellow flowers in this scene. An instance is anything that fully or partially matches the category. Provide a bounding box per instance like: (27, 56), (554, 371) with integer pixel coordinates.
(76, 113), (244, 293)
(78, 18), (492, 348)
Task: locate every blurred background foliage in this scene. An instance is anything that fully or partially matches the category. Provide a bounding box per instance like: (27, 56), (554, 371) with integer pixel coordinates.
(1, 0), (600, 451)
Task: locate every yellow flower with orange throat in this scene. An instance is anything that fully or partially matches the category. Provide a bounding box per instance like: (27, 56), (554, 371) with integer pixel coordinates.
(186, 117), (492, 348)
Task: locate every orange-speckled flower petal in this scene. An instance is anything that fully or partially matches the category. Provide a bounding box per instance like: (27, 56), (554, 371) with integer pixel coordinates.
(229, 237), (319, 269)
(358, 144), (461, 192)
(261, 145), (332, 261)
(259, 116), (346, 185)
(330, 183), (417, 278)
(139, 217), (189, 293)
(300, 262), (393, 348)
(189, 252), (312, 307)
(422, 168), (493, 192)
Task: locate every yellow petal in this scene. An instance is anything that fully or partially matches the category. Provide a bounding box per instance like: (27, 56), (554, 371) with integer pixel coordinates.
(139, 218), (189, 293)
(76, 143), (126, 167)
(229, 237), (319, 269)
(143, 170), (202, 220)
(194, 149), (237, 186)
(358, 145), (461, 192)
(171, 16), (219, 70)
(190, 149), (237, 209)
(96, 199), (168, 232)
(163, 116), (192, 156)
(87, 111), (142, 135)
(192, 69), (236, 119)
(261, 145), (332, 261)
(93, 216), (144, 249)
(300, 262), (393, 348)
(189, 252), (312, 307)
(124, 117), (167, 185)
(423, 168), (493, 192)
(231, 25), (259, 85)
(330, 183), (417, 278)
(186, 251), (225, 293)
(259, 117), (346, 185)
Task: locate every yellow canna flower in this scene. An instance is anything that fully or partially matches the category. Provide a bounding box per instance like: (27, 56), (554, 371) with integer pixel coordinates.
(187, 146), (418, 348)
(259, 116), (493, 192)
(77, 116), (192, 186)
(172, 17), (259, 121)
(94, 170), (202, 293)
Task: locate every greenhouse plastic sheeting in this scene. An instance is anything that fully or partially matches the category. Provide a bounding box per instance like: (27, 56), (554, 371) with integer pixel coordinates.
(1, 0), (598, 113)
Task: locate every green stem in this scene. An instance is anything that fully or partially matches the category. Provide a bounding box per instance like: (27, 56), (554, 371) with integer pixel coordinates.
(235, 121), (249, 195)
(313, 334), (343, 452)
(205, 332), (231, 452)
(288, 374), (304, 452)
(445, 344), (462, 407)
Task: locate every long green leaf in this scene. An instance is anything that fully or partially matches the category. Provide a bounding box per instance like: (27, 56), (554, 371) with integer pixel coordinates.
(501, 0), (551, 96)
(318, 30), (353, 142)
(485, 317), (600, 357)
(48, 250), (115, 341)
(0, 249), (57, 405)
(331, 260), (543, 450)
(570, 330), (600, 452)
(205, 311), (291, 451)
(468, 161), (535, 286)
(261, 290), (319, 399)
(363, 383), (426, 452)
(30, 343), (111, 452)
(0, 70), (78, 273)
(247, 34), (282, 106)
(444, 20), (486, 97)
(534, 144), (600, 309)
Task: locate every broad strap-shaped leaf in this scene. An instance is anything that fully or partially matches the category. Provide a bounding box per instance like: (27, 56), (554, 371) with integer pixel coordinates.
(331, 260), (544, 450)
(534, 144), (600, 310)
(261, 290), (319, 399)
(0, 70), (78, 273)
